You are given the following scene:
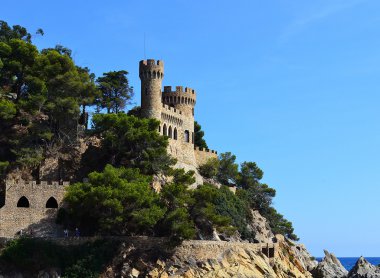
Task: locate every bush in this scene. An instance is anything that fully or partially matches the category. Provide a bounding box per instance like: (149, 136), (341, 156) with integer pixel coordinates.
(0, 238), (119, 277)
(198, 158), (219, 179)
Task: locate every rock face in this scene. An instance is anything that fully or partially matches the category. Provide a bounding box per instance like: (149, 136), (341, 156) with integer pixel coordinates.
(348, 256), (380, 278)
(248, 210), (275, 243)
(311, 250), (348, 278)
(102, 235), (314, 278)
(292, 242), (318, 272)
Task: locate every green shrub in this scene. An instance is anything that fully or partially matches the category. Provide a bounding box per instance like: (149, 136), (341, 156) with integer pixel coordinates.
(198, 158), (219, 179)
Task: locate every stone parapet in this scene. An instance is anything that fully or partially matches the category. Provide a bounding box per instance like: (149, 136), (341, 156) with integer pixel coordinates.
(195, 147), (218, 166)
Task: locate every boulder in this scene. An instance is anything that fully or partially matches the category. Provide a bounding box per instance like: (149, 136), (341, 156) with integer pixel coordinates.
(348, 256), (380, 278)
(311, 250), (348, 278)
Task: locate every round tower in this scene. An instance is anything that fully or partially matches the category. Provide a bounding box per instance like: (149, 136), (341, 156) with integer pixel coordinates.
(139, 59), (164, 119)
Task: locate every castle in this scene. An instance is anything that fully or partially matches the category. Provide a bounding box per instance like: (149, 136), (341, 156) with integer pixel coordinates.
(0, 59), (218, 238)
(139, 59), (217, 182)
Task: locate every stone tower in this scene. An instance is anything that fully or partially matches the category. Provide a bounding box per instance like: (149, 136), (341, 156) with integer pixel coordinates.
(139, 59), (164, 119)
(139, 59), (218, 185)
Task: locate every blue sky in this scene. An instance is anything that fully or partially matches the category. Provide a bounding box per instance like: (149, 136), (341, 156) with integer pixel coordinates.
(2, 0), (380, 257)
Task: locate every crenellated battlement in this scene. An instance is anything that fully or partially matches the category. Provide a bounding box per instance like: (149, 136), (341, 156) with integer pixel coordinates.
(162, 86), (196, 108)
(140, 59), (164, 67)
(194, 146), (218, 155)
(163, 86), (196, 95)
(139, 59), (164, 80)
(162, 104), (183, 116)
(5, 180), (70, 191)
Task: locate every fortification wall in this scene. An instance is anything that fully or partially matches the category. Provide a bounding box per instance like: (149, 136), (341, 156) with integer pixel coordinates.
(195, 147), (218, 166)
(0, 180), (68, 237)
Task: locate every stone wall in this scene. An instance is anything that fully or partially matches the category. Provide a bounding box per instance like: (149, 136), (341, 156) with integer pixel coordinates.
(0, 180), (68, 237)
(194, 147), (218, 166)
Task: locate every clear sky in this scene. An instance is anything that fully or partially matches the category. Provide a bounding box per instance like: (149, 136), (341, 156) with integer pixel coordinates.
(2, 0), (380, 257)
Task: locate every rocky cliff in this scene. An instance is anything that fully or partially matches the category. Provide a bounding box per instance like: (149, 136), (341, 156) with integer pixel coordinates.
(99, 235), (316, 278)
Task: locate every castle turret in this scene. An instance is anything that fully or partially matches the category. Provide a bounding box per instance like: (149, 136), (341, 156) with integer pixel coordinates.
(139, 59), (164, 119)
(162, 86), (196, 117)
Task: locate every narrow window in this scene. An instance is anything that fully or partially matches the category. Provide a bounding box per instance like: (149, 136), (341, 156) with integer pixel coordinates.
(46, 197), (58, 208)
(17, 196), (30, 208)
(174, 128), (178, 140)
(163, 124), (167, 136)
(184, 130), (190, 143)
(168, 126), (172, 138)
(158, 125), (161, 133)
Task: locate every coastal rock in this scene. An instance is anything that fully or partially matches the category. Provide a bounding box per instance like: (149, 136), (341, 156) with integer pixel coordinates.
(248, 210), (275, 243)
(291, 242), (318, 271)
(311, 249), (348, 278)
(348, 256), (380, 278)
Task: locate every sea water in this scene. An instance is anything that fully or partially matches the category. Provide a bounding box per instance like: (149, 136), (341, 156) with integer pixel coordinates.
(317, 257), (380, 271)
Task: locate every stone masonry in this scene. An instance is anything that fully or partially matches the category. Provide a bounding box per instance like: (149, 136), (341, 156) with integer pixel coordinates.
(139, 59), (217, 182)
(0, 180), (68, 237)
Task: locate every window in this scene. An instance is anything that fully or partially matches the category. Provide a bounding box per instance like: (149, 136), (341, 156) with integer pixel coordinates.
(17, 196), (29, 208)
(46, 197), (58, 208)
(163, 124), (167, 136)
(168, 126), (172, 138)
(184, 130), (190, 143)
(174, 128), (178, 140)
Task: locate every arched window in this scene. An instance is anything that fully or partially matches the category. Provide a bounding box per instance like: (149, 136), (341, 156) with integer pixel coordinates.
(184, 130), (190, 143)
(181, 97), (184, 104)
(158, 125), (161, 133)
(163, 124), (167, 136)
(46, 197), (58, 208)
(174, 128), (178, 140)
(153, 71), (156, 78)
(17, 196), (30, 208)
(168, 126), (172, 138)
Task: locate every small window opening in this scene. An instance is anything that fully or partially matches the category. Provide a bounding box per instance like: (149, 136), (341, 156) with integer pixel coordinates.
(17, 196), (30, 208)
(46, 197), (58, 208)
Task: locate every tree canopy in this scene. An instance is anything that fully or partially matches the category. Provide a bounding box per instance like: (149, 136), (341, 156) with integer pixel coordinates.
(194, 121), (208, 149)
(96, 70), (133, 113)
(90, 113), (176, 175)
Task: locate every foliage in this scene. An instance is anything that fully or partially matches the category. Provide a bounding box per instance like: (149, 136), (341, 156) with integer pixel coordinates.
(91, 113), (175, 175)
(217, 152), (239, 185)
(0, 161), (9, 177)
(235, 160), (298, 240)
(0, 21), (97, 174)
(213, 186), (254, 239)
(238, 161), (264, 189)
(0, 238), (119, 277)
(157, 168), (196, 241)
(262, 207), (299, 241)
(96, 70), (133, 113)
(191, 184), (236, 236)
(127, 105), (142, 118)
(198, 157), (219, 179)
(194, 121), (208, 149)
(64, 164), (165, 235)
(0, 98), (16, 120)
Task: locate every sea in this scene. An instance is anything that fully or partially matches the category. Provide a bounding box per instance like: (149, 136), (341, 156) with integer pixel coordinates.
(317, 257), (380, 271)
